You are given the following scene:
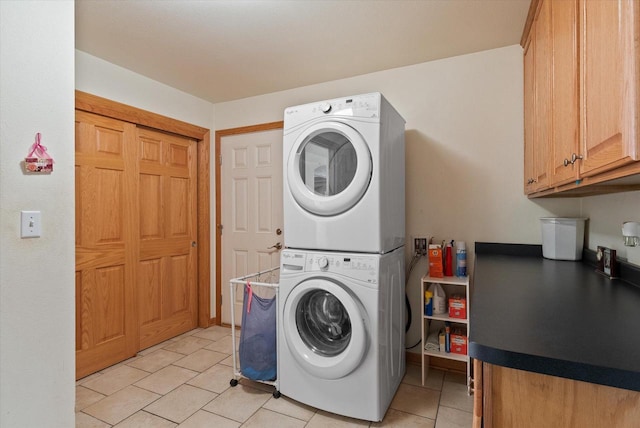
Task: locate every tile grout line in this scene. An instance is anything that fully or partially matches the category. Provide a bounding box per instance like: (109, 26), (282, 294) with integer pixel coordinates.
(77, 327), (471, 427)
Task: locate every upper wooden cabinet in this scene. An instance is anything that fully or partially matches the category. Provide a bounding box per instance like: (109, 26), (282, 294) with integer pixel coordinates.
(523, 33), (536, 193)
(523, 0), (640, 197)
(533, 0), (552, 192)
(580, 0), (638, 177)
(524, 0), (573, 194)
(524, 0), (552, 194)
(550, 0), (579, 187)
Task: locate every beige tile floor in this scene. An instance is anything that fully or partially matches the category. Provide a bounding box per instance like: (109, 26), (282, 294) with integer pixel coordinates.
(76, 327), (473, 428)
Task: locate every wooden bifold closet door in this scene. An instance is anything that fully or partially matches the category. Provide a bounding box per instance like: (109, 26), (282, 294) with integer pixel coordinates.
(75, 111), (197, 379)
(137, 127), (198, 350)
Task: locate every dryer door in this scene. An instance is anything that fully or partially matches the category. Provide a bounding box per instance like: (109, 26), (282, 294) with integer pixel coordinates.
(282, 278), (368, 379)
(287, 121), (372, 216)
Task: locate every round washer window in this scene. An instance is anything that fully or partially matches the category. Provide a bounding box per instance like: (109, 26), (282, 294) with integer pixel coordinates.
(295, 289), (351, 357)
(282, 278), (368, 379)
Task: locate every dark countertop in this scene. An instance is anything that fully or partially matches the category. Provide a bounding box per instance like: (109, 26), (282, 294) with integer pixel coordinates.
(469, 242), (640, 392)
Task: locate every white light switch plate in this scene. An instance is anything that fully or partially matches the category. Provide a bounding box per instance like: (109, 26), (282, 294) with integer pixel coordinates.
(21, 211), (41, 238)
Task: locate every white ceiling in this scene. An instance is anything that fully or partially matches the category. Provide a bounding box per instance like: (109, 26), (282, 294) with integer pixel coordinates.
(75, 0), (531, 104)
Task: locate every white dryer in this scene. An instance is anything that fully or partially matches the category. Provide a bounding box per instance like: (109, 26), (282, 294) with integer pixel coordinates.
(283, 93), (405, 254)
(278, 247), (405, 421)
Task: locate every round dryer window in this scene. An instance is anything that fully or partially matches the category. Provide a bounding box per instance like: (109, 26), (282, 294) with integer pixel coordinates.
(287, 122), (372, 216)
(283, 278), (368, 379)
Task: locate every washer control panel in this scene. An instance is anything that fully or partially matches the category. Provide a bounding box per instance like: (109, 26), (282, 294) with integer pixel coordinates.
(281, 250), (378, 283)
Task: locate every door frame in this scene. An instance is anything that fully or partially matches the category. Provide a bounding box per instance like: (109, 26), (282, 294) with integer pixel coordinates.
(214, 121), (283, 325)
(75, 90), (212, 328)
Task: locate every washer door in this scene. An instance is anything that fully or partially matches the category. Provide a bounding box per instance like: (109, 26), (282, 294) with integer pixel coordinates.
(282, 278), (368, 379)
(287, 121), (372, 216)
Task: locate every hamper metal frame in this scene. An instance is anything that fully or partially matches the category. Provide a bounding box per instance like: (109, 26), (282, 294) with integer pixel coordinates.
(228, 267), (280, 398)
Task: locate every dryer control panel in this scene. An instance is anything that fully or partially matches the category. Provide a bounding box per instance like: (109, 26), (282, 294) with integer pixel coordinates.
(281, 250), (378, 283)
(284, 92), (381, 129)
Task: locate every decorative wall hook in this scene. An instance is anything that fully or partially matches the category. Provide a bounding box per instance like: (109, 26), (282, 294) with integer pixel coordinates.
(24, 132), (54, 173)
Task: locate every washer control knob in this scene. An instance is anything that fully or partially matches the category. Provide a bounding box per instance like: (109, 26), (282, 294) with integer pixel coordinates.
(318, 257), (329, 269)
(320, 102), (332, 113)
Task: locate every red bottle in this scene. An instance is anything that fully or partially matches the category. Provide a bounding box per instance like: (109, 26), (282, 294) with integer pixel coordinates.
(444, 243), (453, 276)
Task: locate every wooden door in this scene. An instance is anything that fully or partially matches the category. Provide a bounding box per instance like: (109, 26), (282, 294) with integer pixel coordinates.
(580, 0), (639, 177)
(220, 127), (283, 326)
(75, 111), (138, 379)
(550, 0), (579, 186)
(137, 128), (198, 349)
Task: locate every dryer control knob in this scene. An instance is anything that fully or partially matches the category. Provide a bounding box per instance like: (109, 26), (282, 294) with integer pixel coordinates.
(320, 102), (332, 113)
(318, 257), (329, 269)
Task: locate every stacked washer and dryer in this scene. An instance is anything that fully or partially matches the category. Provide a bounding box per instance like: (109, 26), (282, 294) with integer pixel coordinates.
(278, 93), (406, 421)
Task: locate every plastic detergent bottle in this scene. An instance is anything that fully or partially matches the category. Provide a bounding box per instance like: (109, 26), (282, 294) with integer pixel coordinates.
(424, 291), (433, 316)
(444, 242), (453, 276)
(456, 241), (467, 277)
(445, 322), (451, 353)
(429, 283), (447, 314)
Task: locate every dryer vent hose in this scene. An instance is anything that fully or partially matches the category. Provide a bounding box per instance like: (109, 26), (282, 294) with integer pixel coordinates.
(405, 294), (412, 333)
(405, 253), (422, 334)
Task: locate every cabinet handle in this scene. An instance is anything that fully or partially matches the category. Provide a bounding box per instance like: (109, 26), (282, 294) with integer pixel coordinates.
(563, 154), (583, 167)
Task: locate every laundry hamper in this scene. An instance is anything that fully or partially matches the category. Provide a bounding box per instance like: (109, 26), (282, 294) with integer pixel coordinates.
(229, 267), (280, 398)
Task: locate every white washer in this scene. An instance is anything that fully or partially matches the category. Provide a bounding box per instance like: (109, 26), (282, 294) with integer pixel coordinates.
(278, 247), (405, 421)
(283, 93), (405, 254)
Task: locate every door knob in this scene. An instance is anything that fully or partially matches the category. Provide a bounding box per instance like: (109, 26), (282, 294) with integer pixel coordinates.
(268, 242), (282, 251)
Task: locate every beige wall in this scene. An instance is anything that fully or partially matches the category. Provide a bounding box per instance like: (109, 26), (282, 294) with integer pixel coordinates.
(76, 51), (215, 129)
(0, 6), (629, 422)
(214, 45), (582, 250)
(213, 45), (583, 347)
(581, 192), (640, 266)
(74, 42), (640, 347)
(75, 50), (218, 314)
(0, 1), (75, 425)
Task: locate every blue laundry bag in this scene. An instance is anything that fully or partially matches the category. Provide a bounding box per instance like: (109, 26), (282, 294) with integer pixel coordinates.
(239, 284), (277, 381)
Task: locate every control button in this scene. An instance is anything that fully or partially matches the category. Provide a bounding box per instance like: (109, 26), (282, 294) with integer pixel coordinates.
(318, 257), (329, 269)
(320, 102), (332, 113)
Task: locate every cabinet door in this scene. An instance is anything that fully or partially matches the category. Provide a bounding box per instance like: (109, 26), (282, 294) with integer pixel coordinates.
(486, 364), (640, 428)
(550, 0), (579, 186)
(523, 34), (535, 194)
(532, 0), (551, 191)
(580, 0), (639, 177)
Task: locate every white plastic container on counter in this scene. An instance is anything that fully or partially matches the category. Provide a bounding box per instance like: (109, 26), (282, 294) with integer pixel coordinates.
(540, 217), (588, 260)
